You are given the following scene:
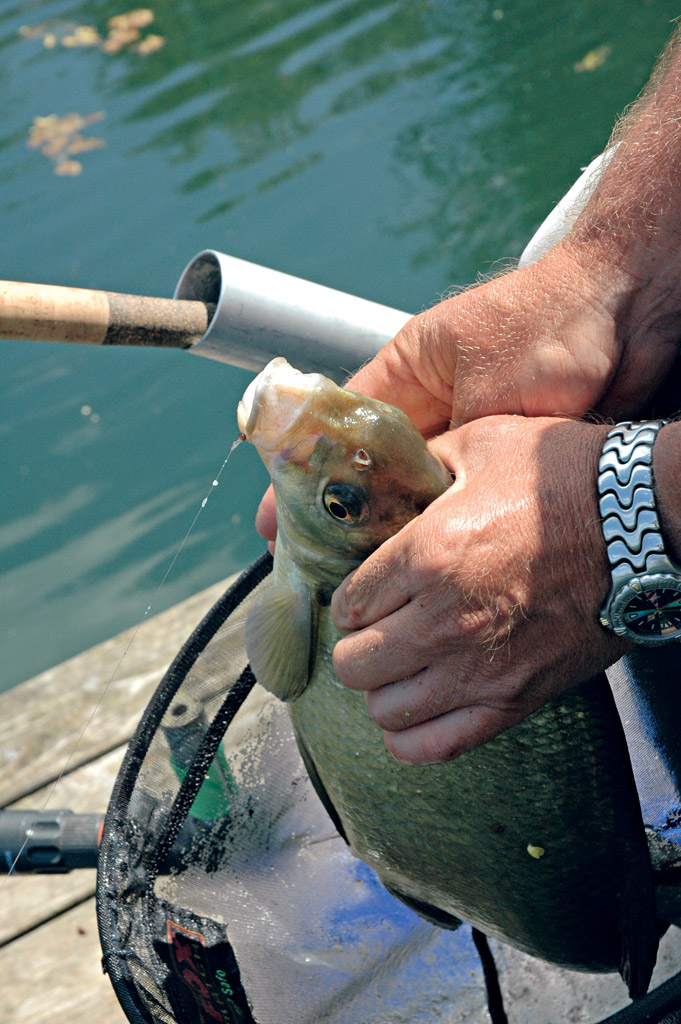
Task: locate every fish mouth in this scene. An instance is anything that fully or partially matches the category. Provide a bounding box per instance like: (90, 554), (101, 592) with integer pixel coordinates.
(237, 357), (326, 451)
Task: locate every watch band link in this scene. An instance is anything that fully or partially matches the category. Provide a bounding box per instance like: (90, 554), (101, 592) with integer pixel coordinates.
(597, 420), (672, 592)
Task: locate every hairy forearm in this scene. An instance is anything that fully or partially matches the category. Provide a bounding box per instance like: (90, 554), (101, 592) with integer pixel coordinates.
(575, 30), (681, 271)
(341, 28), (681, 439)
(556, 30), (681, 401)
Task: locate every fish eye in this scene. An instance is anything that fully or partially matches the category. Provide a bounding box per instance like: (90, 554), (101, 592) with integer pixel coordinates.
(322, 483), (370, 524)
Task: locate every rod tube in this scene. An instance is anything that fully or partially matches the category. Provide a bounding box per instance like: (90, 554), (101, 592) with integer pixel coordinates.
(175, 250), (411, 381)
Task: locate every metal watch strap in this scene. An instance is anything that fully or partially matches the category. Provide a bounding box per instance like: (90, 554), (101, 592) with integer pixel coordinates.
(597, 420), (673, 601)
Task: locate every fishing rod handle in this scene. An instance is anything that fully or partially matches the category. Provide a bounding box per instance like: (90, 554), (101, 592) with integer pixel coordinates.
(0, 279), (214, 349)
(0, 809), (104, 873)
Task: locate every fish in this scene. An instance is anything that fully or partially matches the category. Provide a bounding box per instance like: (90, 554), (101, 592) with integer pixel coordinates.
(237, 357), (658, 997)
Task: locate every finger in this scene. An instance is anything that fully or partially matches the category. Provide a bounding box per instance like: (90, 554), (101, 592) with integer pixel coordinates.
(332, 604), (432, 691)
(365, 664), (467, 731)
(428, 430), (463, 474)
(331, 528), (416, 632)
(382, 704), (525, 765)
(255, 484), (278, 542)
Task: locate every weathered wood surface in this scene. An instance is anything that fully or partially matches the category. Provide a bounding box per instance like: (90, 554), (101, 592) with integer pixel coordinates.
(0, 899), (126, 1024)
(0, 747), (125, 945)
(0, 575), (235, 807)
(0, 575), (237, 1023)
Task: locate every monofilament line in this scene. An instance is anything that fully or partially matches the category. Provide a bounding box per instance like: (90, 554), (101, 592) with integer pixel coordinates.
(0, 435), (245, 884)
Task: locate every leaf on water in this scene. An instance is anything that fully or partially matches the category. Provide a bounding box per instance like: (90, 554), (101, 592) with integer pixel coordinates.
(133, 33), (165, 55)
(67, 136), (107, 155)
(19, 9), (163, 57)
(54, 159), (83, 176)
(102, 11), (163, 55)
(19, 24), (45, 38)
(574, 45), (611, 73)
(108, 9), (154, 31)
(61, 25), (102, 47)
(102, 26), (141, 53)
(28, 112), (105, 176)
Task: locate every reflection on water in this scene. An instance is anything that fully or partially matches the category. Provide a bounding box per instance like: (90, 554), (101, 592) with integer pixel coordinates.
(0, 0), (677, 689)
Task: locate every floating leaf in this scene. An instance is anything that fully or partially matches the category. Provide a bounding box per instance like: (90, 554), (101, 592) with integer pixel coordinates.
(62, 25), (101, 47)
(54, 159), (82, 176)
(66, 136), (106, 155)
(28, 112), (105, 176)
(20, 9), (162, 56)
(133, 33), (165, 55)
(19, 24), (45, 38)
(102, 26), (141, 53)
(574, 45), (611, 73)
(107, 9), (154, 31)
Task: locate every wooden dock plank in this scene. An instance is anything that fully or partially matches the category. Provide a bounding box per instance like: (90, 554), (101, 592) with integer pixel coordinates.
(0, 899), (126, 1024)
(0, 572), (240, 1022)
(0, 746), (126, 945)
(492, 927), (681, 1023)
(0, 575), (235, 807)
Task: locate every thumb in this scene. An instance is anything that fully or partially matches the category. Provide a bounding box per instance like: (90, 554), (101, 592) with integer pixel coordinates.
(255, 484), (277, 543)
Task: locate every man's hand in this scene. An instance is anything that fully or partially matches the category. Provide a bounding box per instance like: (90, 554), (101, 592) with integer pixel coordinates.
(254, 250), (622, 546)
(345, 247), (624, 437)
(255, 229), (680, 547)
(330, 415), (630, 764)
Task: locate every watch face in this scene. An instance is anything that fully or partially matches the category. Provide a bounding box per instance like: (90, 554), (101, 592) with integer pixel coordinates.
(621, 584), (681, 640)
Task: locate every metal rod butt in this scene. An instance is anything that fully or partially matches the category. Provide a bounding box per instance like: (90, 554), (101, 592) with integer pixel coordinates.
(174, 250), (411, 379)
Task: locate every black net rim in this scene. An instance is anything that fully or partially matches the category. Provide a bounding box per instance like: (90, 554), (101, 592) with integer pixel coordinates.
(96, 552), (272, 1024)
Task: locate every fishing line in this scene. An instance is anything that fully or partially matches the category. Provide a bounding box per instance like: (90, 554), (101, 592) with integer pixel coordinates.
(1, 434), (246, 884)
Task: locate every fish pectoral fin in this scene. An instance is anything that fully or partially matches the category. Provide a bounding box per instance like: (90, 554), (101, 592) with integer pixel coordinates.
(244, 585), (314, 701)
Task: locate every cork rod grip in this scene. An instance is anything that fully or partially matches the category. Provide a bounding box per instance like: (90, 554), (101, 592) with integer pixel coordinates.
(0, 280), (215, 349)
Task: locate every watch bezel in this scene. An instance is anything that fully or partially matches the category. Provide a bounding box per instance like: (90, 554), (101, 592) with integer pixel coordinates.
(604, 573), (681, 645)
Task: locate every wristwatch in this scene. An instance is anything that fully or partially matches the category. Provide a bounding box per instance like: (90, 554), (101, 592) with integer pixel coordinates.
(598, 419), (681, 645)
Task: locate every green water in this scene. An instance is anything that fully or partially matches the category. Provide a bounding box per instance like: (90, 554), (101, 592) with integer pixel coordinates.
(0, 0), (677, 691)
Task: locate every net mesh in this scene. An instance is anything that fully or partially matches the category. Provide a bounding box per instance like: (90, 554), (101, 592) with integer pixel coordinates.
(96, 554), (681, 1024)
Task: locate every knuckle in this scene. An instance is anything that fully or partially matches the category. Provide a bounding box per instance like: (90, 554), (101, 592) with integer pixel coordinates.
(335, 560), (391, 629)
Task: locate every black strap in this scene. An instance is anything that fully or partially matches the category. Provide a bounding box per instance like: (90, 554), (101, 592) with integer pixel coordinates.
(472, 928), (508, 1024)
(596, 970), (681, 1024)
